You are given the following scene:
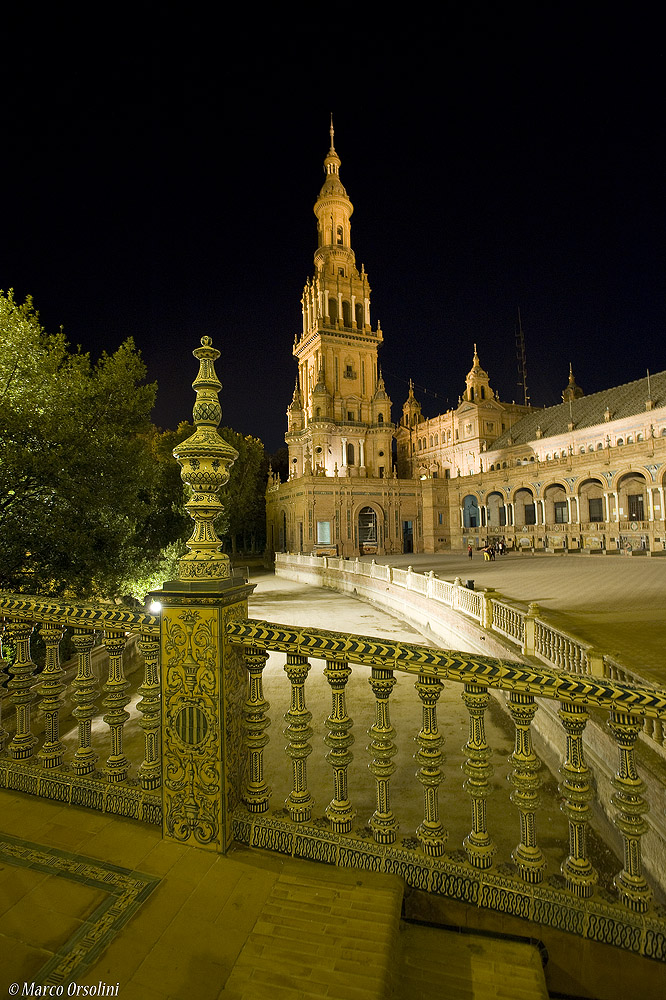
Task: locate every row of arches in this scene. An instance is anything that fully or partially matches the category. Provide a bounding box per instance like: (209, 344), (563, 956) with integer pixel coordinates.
(328, 298), (364, 330)
(462, 472), (661, 528)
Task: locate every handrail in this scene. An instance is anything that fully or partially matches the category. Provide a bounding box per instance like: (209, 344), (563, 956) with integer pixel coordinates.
(226, 617), (666, 718)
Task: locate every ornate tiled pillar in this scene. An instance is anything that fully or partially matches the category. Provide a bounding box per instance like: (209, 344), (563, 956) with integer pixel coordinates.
(153, 337), (254, 853)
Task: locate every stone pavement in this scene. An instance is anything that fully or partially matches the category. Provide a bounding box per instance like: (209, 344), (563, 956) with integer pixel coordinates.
(362, 551), (666, 686)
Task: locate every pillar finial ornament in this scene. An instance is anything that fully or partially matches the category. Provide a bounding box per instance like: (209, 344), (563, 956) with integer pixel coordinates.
(172, 336), (238, 586)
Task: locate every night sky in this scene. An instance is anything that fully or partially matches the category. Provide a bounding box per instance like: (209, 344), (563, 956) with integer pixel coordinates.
(3, 13), (665, 454)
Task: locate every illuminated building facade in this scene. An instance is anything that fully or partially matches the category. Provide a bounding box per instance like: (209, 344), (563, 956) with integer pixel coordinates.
(266, 131), (666, 557)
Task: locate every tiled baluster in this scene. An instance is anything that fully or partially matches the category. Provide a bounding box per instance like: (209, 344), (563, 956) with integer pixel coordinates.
(534, 622), (544, 658)
(324, 657), (354, 833)
(558, 700), (597, 897)
(137, 630), (161, 790)
(102, 630), (130, 782)
(508, 691), (546, 883)
(242, 645), (272, 813)
(607, 710), (652, 912)
(414, 672), (446, 855)
(7, 621), (37, 760)
(36, 625), (66, 768)
(70, 630), (99, 775)
(462, 683), (496, 869)
(367, 665), (398, 844)
(283, 652), (313, 821)
(0, 625), (9, 751)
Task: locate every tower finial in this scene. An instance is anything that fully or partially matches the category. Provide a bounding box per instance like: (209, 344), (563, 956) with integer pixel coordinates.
(329, 113), (335, 153)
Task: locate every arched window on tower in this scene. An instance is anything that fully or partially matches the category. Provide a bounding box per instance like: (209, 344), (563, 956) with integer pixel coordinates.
(355, 303), (364, 329)
(337, 225), (343, 245)
(378, 413), (384, 424)
(346, 442), (355, 465)
(342, 300), (352, 327)
(328, 298), (338, 324)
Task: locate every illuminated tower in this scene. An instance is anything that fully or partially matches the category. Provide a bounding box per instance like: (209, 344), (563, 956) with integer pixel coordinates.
(286, 120), (393, 479)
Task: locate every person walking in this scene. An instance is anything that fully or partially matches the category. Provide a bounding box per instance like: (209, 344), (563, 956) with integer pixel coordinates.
(468, 543), (473, 560)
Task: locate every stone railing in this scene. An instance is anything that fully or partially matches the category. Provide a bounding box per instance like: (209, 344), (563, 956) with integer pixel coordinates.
(225, 617), (666, 961)
(3, 587), (666, 959)
(0, 594), (161, 823)
(275, 552), (663, 753)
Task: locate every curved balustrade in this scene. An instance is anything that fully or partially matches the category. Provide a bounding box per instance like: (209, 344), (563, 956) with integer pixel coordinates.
(276, 552), (663, 753)
(0, 594), (161, 823)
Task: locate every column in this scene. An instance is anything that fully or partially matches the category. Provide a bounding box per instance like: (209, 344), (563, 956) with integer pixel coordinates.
(359, 439), (365, 468)
(341, 437), (347, 467)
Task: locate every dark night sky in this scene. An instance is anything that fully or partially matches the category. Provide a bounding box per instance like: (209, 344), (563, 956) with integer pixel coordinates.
(3, 12), (665, 454)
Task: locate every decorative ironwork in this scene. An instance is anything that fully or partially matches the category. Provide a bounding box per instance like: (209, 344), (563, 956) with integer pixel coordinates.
(414, 672), (447, 855)
(283, 652), (313, 822)
(323, 657), (354, 833)
(462, 682), (496, 869)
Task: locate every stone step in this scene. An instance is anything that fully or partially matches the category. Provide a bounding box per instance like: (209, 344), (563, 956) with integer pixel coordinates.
(222, 866), (404, 999)
(392, 921), (550, 1000)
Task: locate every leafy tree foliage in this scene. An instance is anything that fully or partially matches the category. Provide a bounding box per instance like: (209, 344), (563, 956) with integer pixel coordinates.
(219, 428), (267, 555)
(0, 290), (189, 598)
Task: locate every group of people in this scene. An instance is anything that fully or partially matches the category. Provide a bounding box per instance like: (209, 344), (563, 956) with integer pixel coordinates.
(468, 538), (507, 560)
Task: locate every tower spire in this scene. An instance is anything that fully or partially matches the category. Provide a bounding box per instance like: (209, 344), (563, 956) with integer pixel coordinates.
(329, 113), (335, 153)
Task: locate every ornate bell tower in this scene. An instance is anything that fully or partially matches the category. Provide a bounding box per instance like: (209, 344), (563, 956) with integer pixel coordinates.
(286, 120), (393, 479)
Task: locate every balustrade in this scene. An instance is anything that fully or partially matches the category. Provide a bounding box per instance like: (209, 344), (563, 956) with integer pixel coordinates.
(0, 596), (161, 823)
(414, 672), (446, 855)
(323, 657), (354, 833)
(367, 664), (398, 844)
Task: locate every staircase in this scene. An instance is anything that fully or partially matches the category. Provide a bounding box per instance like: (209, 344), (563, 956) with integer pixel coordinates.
(220, 860), (548, 1000)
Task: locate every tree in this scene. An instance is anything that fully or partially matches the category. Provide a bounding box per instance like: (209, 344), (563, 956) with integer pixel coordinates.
(0, 290), (189, 599)
(216, 427), (266, 555)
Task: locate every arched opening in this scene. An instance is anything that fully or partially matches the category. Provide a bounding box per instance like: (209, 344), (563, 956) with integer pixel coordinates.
(378, 412), (384, 424)
(487, 491), (506, 527)
(342, 300), (352, 327)
(358, 506), (377, 554)
(346, 442), (355, 466)
(514, 488), (536, 526)
(463, 495), (480, 529)
(355, 303), (364, 329)
(617, 471), (647, 522)
(544, 483), (568, 524)
(579, 478), (605, 523)
(328, 298), (338, 324)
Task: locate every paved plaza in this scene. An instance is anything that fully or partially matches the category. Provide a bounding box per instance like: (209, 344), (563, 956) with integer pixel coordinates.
(358, 551), (666, 686)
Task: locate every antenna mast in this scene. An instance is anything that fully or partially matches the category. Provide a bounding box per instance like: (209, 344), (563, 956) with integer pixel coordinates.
(516, 307), (529, 406)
